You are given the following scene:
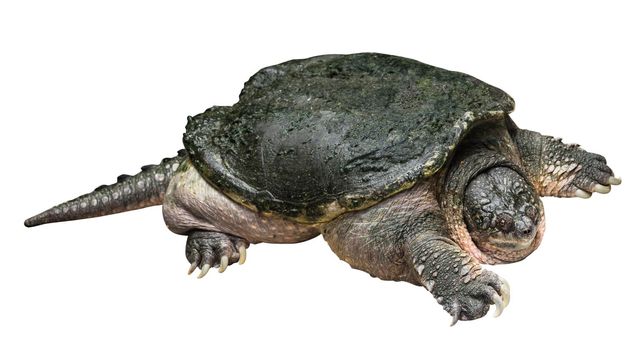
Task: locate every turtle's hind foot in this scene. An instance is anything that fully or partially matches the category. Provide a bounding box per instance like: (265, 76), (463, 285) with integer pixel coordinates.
(185, 231), (248, 278)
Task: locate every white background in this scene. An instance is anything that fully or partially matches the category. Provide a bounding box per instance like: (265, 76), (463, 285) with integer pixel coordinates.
(1, 1), (639, 349)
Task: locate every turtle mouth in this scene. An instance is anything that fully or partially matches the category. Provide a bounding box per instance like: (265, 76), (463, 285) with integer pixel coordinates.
(470, 214), (541, 257)
(487, 232), (536, 251)
(487, 216), (539, 251)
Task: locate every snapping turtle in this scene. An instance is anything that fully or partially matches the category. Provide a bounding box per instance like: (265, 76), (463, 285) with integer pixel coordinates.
(25, 53), (621, 324)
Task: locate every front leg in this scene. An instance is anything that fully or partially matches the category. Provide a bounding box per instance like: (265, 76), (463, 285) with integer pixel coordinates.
(511, 128), (621, 198)
(323, 181), (509, 324)
(406, 234), (510, 325)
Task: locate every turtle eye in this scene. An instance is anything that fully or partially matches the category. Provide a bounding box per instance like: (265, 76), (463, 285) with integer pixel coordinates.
(496, 213), (514, 232)
(525, 205), (538, 220)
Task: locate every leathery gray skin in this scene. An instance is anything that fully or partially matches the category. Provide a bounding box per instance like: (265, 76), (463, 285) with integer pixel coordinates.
(24, 120), (621, 325)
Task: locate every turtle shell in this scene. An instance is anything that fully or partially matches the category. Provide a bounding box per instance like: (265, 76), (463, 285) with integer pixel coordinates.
(183, 53), (514, 223)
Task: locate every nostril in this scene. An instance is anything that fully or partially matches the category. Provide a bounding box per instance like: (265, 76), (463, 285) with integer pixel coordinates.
(515, 219), (536, 237)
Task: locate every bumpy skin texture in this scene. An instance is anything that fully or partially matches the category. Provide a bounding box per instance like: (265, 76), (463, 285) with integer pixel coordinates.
(185, 231), (248, 277)
(407, 236), (506, 323)
(511, 126), (615, 197)
(463, 167), (541, 252)
(24, 151), (187, 227)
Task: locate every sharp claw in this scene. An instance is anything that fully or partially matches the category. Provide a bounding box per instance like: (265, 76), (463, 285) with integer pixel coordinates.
(218, 255), (229, 273)
(450, 303), (461, 327)
(197, 264), (211, 279)
(575, 189), (592, 198)
(492, 292), (504, 317)
(499, 277), (511, 308)
(593, 184), (611, 194)
(187, 262), (198, 275)
(608, 176), (622, 185)
(239, 245), (246, 265)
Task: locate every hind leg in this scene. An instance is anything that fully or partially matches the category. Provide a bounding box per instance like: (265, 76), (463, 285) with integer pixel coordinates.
(185, 230), (249, 278)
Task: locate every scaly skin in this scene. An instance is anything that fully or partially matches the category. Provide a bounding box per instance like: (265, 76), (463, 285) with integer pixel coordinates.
(185, 231), (249, 278)
(463, 167), (542, 258)
(24, 151), (187, 227)
(406, 235), (509, 325)
(510, 127), (620, 198)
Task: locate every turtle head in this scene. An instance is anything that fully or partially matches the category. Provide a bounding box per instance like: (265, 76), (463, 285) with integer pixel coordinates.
(462, 167), (542, 256)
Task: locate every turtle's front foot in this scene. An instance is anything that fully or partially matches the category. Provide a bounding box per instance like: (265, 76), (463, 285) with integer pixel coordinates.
(409, 237), (510, 325)
(539, 138), (621, 198)
(563, 148), (621, 198)
(435, 270), (510, 326)
(514, 129), (621, 198)
(185, 231), (249, 278)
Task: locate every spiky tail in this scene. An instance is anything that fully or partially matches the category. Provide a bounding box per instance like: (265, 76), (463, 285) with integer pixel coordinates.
(24, 150), (188, 227)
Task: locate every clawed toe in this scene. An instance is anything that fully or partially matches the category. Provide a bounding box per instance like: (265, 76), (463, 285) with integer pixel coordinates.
(490, 278), (510, 318)
(575, 175), (620, 199)
(185, 231), (249, 279)
(608, 176), (622, 185)
(218, 255), (229, 273)
(239, 245), (247, 265)
(187, 261), (198, 275)
(491, 292), (504, 317)
(445, 272), (510, 326)
(592, 184), (611, 194)
(499, 277), (510, 308)
(575, 189), (592, 199)
(450, 303), (462, 326)
(198, 264), (211, 278)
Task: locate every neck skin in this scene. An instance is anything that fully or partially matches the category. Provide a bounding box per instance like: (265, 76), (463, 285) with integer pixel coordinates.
(438, 122), (545, 264)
